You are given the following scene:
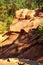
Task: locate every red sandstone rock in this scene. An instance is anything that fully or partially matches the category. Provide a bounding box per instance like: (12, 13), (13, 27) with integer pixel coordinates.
(0, 9), (43, 63)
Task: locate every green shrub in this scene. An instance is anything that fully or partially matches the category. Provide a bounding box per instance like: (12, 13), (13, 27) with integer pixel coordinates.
(7, 16), (13, 30)
(0, 22), (7, 33)
(36, 24), (43, 35)
(0, 16), (13, 33)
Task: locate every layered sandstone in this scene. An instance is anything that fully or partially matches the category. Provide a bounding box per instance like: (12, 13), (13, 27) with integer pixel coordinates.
(0, 9), (43, 63)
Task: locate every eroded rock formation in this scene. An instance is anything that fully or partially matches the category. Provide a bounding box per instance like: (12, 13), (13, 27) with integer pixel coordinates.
(0, 9), (43, 63)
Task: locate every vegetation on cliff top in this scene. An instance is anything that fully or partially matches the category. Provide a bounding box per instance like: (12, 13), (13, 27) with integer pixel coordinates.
(0, 0), (43, 33)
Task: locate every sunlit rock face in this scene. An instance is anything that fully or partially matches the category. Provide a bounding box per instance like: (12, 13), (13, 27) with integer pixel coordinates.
(0, 58), (29, 65)
(0, 9), (43, 63)
(10, 9), (43, 32)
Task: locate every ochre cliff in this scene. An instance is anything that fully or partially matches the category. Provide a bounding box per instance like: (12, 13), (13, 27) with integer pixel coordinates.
(0, 9), (43, 62)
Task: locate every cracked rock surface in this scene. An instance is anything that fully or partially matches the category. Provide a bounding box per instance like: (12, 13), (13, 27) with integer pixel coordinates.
(0, 9), (43, 65)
